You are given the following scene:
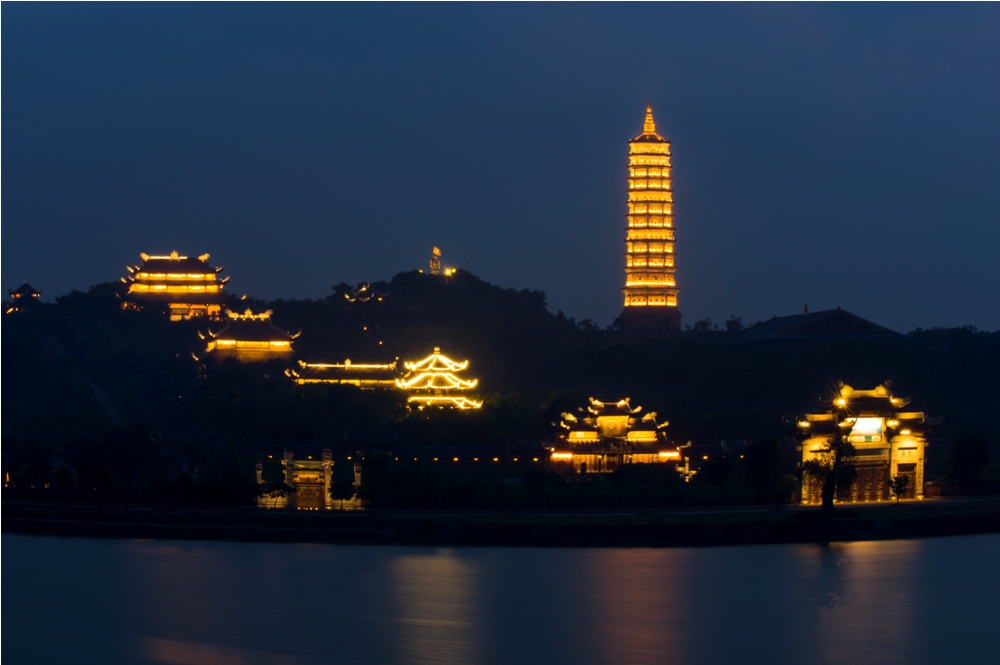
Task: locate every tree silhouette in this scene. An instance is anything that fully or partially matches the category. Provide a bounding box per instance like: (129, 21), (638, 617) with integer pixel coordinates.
(888, 474), (910, 504)
(802, 435), (857, 512)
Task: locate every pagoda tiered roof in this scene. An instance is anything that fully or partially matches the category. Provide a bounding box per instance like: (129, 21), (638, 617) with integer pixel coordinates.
(122, 251), (229, 318)
(621, 104), (680, 328)
(631, 102), (668, 143)
(396, 347), (482, 409)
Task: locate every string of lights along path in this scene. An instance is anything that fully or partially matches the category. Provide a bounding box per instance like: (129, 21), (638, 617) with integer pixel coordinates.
(620, 103), (681, 330)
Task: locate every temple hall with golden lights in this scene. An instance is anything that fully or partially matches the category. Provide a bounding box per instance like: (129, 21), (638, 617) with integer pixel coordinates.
(122, 251), (229, 321)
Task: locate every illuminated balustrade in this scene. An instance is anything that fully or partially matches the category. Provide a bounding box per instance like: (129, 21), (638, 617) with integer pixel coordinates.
(629, 168), (670, 178)
(627, 216), (671, 228)
(627, 229), (674, 241)
(629, 143), (671, 155)
(627, 180), (671, 191)
(626, 278), (676, 288)
(629, 192), (674, 204)
(136, 273), (217, 281)
(130, 284), (221, 293)
(628, 204), (673, 215)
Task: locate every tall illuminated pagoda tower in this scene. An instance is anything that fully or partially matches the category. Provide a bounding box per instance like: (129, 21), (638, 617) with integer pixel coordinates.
(620, 103), (681, 330)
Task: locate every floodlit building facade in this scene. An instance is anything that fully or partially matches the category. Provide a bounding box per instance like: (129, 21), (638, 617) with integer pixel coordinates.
(797, 382), (940, 504)
(552, 397), (681, 473)
(620, 104), (681, 330)
(122, 251), (229, 321)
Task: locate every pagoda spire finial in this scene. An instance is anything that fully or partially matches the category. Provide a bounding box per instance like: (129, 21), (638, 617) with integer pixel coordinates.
(643, 102), (656, 135)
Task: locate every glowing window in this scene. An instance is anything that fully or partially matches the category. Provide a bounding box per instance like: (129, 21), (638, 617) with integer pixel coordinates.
(850, 418), (884, 442)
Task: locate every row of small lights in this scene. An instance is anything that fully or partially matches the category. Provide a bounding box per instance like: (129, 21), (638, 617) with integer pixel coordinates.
(271, 455), (541, 463)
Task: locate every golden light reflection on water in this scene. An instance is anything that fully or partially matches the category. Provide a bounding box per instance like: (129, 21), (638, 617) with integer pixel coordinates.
(6, 535), (998, 665)
(390, 550), (484, 665)
(126, 541), (302, 665)
(794, 539), (921, 665)
(576, 549), (694, 665)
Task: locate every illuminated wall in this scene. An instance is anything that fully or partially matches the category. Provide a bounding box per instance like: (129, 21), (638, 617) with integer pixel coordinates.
(122, 251), (229, 321)
(622, 104), (680, 312)
(797, 383), (938, 504)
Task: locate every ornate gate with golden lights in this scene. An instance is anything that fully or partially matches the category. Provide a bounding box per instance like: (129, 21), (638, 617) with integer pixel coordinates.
(294, 474), (325, 510)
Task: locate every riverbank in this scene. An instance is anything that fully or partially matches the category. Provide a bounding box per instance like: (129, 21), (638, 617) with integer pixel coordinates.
(4, 497), (999, 548)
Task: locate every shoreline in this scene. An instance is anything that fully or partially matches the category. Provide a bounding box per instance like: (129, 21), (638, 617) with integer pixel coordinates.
(4, 498), (999, 548)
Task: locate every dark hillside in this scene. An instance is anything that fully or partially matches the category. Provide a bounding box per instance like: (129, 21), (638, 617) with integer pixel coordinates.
(3, 271), (998, 503)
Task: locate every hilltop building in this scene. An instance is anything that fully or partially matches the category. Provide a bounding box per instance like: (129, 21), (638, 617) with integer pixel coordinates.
(620, 104), (681, 330)
(5, 283), (43, 314)
(728, 307), (904, 345)
(286, 359), (399, 388)
(122, 251), (229, 321)
(396, 347), (482, 409)
(198, 309), (298, 362)
(552, 397), (681, 473)
(338, 282), (386, 304)
(797, 382), (939, 504)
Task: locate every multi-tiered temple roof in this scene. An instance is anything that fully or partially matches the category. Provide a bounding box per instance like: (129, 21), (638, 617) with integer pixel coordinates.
(198, 308), (298, 361)
(396, 347), (482, 409)
(123, 251), (229, 321)
(620, 104), (681, 329)
(552, 397), (680, 473)
(796, 382), (940, 503)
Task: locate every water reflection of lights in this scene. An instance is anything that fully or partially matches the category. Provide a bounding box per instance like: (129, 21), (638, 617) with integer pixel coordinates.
(797, 539), (921, 664)
(579, 549), (692, 665)
(391, 550), (483, 665)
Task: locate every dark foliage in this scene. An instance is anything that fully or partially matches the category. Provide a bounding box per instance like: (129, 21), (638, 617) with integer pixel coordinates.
(3, 270), (999, 507)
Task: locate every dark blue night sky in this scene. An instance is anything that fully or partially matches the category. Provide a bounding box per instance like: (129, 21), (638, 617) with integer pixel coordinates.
(3, 3), (999, 330)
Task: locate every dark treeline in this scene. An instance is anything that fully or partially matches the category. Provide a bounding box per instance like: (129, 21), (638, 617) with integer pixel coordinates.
(3, 270), (999, 506)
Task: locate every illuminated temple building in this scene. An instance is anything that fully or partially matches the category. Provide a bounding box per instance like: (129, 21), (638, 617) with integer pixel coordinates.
(396, 347), (482, 409)
(286, 358), (399, 389)
(122, 251), (229, 321)
(256, 449), (360, 510)
(5, 282), (42, 314)
(620, 104), (681, 330)
(552, 397), (681, 473)
(197, 308), (298, 361)
(797, 382), (940, 504)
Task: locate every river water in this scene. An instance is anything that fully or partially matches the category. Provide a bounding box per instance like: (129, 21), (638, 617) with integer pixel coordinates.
(3, 533), (998, 665)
